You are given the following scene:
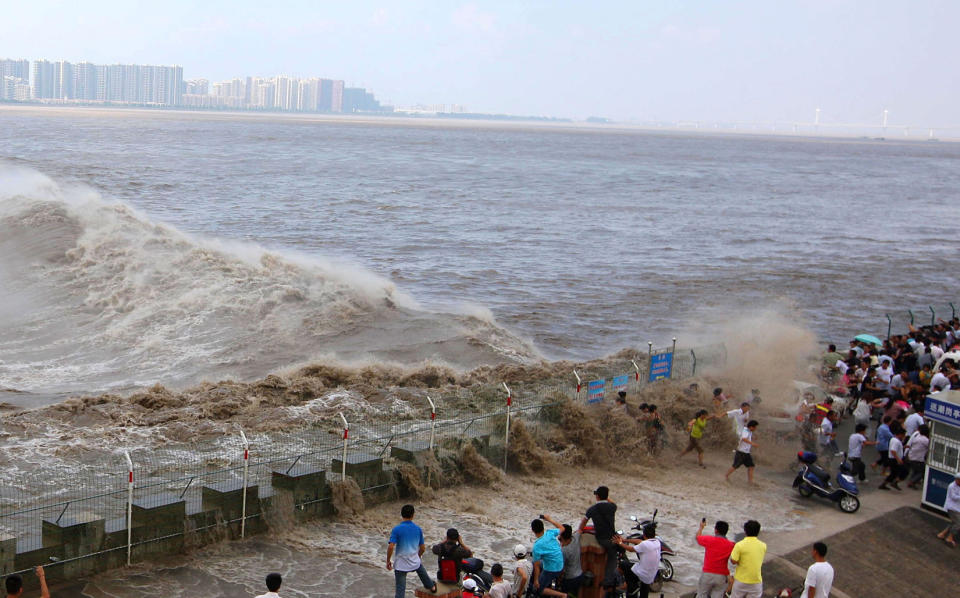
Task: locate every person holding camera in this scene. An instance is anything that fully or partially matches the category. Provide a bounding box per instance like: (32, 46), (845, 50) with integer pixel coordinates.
(695, 518), (734, 598)
(431, 528), (473, 585)
(530, 514), (566, 598)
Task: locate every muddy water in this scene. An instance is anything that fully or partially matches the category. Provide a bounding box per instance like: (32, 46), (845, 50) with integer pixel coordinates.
(78, 460), (810, 597)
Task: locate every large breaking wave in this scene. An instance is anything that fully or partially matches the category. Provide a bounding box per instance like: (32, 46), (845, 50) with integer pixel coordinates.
(0, 166), (539, 394)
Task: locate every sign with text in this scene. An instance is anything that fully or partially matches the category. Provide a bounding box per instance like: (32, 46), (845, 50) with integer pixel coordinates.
(923, 467), (956, 512)
(612, 375), (629, 392)
(587, 379), (605, 403)
(925, 396), (960, 427)
(649, 353), (674, 382)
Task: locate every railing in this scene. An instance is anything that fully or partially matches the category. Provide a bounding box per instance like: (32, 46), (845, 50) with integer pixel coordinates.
(0, 340), (726, 579)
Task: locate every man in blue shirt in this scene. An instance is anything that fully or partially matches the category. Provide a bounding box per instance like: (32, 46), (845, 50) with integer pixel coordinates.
(872, 416), (894, 474)
(387, 504), (437, 598)
(530, 516), (566, 597)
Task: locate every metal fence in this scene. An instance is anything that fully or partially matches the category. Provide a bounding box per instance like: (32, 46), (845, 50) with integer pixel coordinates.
(882, 302), (958, 339)
(0, 341), (726, 578)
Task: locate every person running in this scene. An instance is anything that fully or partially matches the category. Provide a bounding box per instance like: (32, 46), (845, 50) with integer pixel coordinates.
(578, 486), (618, 593)
(819, 411), (839, 468)
(847, 423), (875, 482)
(387, 504), (437, 598)
(530, 517), (566, 598)
(254, 573), (282, 598)
(872, 416), (894, 474)
(878, 426), (906, 490)
(799, 542), (833, 598)
(681, 409), (715, 468)
(511, 545), (534, 598)
(488, 564), (512, 598)
(723, 402), (751, 437)
(695, 518), (734, 598)
(725, 421), (759, 485)
(4, 567), (49, 598)
(729, 520), (766, 598)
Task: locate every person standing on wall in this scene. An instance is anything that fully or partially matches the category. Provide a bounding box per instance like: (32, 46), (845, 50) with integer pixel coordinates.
(387, 504), (437, 598)
(578, 486), (618, 595)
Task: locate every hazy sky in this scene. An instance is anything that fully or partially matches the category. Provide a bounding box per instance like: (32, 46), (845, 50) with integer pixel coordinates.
(3, 1), (957, 124)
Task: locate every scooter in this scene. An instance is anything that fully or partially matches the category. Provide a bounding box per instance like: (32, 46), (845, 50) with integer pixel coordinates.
(461, 558), (493, 594)
(625, 509), (675, 583)
(792, 451), (860, 513)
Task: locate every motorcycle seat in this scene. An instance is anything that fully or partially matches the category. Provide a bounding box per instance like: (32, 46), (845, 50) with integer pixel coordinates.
(808, 465), (830, 485)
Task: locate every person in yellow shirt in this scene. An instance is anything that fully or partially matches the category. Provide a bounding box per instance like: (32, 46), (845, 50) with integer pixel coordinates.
(729, 520), (766, 598)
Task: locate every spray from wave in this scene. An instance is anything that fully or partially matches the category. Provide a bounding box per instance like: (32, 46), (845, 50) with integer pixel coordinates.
(0, 166), (540, 395)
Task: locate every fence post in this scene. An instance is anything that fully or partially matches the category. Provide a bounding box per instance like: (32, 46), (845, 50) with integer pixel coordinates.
(631, 360), (641, 392)
(886, 314), (892, 340)
(502, 382), (512, 472)
(670, 337), (677, 379)
(238, 427), (249, 538)
(930, 306), (935, 326)
(123, 451), (133, 566)
(573, 370), (582, 401)
(427, 396), (437, 451)
(908, 309), (914, 325)
(338, 413), (349, 479)
(690, 350), (697, 376)
(951, 303), (956, 319)
(647, 342), (653, 380)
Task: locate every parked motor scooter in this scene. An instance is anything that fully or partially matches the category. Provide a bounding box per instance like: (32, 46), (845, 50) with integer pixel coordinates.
(461, 558), (493, 594)
(793, 451), (860, 513)
(625, 509), (675, 584)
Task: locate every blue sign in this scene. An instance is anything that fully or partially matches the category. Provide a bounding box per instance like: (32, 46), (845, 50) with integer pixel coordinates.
(924, 467), (956, 511)
(925, 396), (960, 427)
(612, 375), (629, 391)
(649, 353), (673, 382)
(587, 379), (605, 404)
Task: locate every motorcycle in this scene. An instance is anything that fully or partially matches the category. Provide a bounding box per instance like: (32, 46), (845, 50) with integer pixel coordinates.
(792, 451), (860, 513)
(461, 558), (493, 595)
(625, 509), (675, 584)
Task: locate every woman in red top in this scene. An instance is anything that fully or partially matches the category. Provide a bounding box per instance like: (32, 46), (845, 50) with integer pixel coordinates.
(695, 518), (735, 598)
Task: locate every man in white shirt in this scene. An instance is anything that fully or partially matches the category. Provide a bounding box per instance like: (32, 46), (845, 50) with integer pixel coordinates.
(819, 411), (839, 468)
(723, 402), (751, 436)
(725, 420), (759, 485)
(904, 406), (924, 437)
(255, 573), (283, 598)
(878, 428), (906, 491)
(905, 425), (930, 489)
(800, 542), (833, 598)
(936, 473), (960, 547)
(847, 423), (875, 482)
(616, 525), (661, 598)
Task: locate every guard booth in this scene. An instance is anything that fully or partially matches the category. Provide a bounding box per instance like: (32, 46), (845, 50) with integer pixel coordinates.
(922, 390), (960, 513)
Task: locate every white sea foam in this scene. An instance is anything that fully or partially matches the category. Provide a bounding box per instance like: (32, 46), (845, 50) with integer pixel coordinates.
(0, 166), (539, 395)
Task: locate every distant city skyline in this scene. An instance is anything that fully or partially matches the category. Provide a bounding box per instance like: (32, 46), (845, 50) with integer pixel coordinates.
(1, 56), (395, 114)
(1, 1), (958, 126)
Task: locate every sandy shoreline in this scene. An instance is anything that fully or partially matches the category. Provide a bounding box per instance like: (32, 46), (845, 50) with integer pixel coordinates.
(3, 103), (957, 143)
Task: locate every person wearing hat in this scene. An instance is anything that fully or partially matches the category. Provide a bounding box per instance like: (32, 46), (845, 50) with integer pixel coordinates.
(578, 486), (618, 592)
(512, 544), (533, 598)
(936, 472), (960, 548)
(461, 578), (481, 598)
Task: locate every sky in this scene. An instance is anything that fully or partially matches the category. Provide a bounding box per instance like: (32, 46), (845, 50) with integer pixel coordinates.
(2, 1), (958, 125)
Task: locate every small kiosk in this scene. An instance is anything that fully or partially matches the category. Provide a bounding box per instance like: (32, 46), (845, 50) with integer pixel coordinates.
(922, 390), (960, 513)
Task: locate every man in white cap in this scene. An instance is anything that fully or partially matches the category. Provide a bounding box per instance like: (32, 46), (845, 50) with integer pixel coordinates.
(512, 544), (533, 597)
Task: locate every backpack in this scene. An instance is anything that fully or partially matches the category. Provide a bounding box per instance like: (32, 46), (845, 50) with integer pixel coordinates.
(436, 542), (461, 583)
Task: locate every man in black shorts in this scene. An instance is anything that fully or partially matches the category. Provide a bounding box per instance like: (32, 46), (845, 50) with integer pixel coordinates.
(725, 420), (759, 485)
(578, 486), (618, 593)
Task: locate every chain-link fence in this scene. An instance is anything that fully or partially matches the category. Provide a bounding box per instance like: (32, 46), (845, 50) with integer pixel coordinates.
(0, 341), (726, 581)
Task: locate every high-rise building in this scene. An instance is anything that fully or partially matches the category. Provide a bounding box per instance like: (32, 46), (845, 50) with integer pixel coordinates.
(32, 59), (56, 99)
(0, 58), (29, 81)
(54, 60), (74, 99)
(73, 61), (98, 100)
(331, 80), (344, 112)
